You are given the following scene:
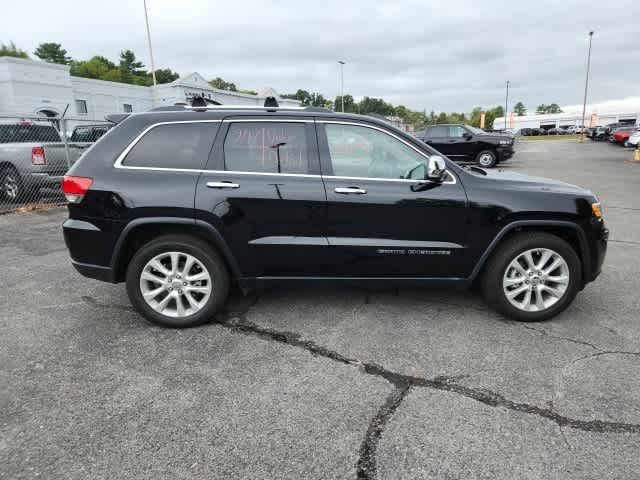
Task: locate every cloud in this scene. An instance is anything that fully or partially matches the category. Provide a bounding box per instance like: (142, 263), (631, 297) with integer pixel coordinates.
(3, 0), (639, 113)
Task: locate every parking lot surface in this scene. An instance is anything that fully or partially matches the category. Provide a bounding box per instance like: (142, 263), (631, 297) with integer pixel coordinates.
(1, 140), (639, 479)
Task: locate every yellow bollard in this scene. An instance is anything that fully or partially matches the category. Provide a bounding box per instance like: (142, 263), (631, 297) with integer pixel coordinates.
(635, 145), (640, 162)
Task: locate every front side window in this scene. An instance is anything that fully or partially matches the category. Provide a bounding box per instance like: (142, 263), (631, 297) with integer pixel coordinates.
(123, 104), (133, 113)
(325, 124), (427, 180)
(449, 125), (467, 138)
(224, 122), (309, 174)
(122, 123), (217, 169)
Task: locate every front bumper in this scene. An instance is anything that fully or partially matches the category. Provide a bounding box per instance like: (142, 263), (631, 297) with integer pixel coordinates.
(497, 145), (515, 161)
(588, 224), (608, 283)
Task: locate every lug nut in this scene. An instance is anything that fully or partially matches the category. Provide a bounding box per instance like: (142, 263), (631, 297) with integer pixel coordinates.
(178, 289), (182, 294)
(183, 282), (187, 286)
(176, 274), (181, 279)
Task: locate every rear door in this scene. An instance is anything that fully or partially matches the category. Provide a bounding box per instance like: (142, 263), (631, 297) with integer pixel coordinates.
(317, 120), (468, 278)
(195, 117), (328, 278)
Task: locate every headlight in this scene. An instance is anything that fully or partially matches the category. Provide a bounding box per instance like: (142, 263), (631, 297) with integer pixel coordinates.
(499, 140), (510, 145)
(592, 202), (602, 219)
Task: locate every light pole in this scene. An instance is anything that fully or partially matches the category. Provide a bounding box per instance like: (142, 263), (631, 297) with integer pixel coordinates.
(143, 0), (157, 87)
(580, 31), (594, 142)
(338, 60), (345, 112)
(504, 80), (509, 130)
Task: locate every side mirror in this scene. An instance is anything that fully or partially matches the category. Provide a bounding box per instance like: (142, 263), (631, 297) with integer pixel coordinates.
(463, 132), (473, 140)
(427, 155), (446, 181)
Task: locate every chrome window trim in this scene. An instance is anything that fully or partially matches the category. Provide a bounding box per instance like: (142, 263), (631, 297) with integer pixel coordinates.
(114, 120), (222, 170)
(112, 118), (457, 184)
(318, 120), (457, 185)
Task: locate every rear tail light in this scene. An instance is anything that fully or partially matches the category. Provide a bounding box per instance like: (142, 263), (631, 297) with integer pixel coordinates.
(61, 176), (93, 203)
(32, 146), (47, 166)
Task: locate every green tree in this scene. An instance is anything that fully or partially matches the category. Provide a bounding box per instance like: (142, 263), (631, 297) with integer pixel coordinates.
(153, 68), (179, 84)
(282, 89), (311, 104)
(536, 103), (563, 114)
(34, 42), (71, 64)
(334, 94), (356, 112)
(359, 97), (395, 116)
(436, 112), (448, 124)
(70, 56), (118, 80)
(119, 49), (144, 76)
(547, 103), (563, 113)
(209, 77), (237, 91)
(0, 41), (29, 59)
(513, 101), (526, 116)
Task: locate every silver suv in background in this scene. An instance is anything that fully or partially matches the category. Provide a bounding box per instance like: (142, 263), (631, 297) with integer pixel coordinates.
(0, 120), (91, 203)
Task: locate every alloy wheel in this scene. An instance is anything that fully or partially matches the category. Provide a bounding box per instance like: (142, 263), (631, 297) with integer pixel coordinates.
(2, 173), (19, 200)
(139, 251), (212, 318)
(502, 248), (570, 312)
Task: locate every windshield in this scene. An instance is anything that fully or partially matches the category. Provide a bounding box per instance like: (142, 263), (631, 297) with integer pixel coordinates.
(465, 125), (485, 134)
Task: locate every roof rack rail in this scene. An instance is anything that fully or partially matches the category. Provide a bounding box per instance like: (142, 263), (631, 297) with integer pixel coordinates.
(183, 105), (307, 111)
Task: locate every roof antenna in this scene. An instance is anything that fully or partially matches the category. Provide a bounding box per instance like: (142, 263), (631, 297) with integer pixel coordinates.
(264, 96), (279, 108)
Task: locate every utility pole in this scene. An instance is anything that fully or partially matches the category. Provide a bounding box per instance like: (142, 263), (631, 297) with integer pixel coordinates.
(338, 60), (345, 112)
(580, 31), (594, 142)
(505, 80), (509, 130)
(144, 0), (157, 87)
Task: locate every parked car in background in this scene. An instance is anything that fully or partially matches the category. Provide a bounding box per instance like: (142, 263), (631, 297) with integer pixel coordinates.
(548, 127), (569, 135)
(69, 124), (112, 143)
(625, 130), (640, 148)
(0, 120), (91, 202)
(610, 126), (638, 145)
(417, 124), (514, 167)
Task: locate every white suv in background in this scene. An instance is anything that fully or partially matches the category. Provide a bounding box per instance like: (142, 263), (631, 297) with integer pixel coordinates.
(625, 129), (640, 148)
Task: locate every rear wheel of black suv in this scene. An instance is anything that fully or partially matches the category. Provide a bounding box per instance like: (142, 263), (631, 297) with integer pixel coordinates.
(481, 232), (581, 322)
(126, 234), (229, 328)
(476, 150), (497, 168)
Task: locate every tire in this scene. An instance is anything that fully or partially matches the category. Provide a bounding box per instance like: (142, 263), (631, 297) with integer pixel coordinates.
(0, 165), (24, 203)
(481, 232), (581, 322)
(126, 234), (230, 328)
(476, 150), (497, 168)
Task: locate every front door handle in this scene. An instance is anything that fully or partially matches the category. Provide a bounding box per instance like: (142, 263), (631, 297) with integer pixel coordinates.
(206, 181), (240, 189)
(335, 186), (367, 194)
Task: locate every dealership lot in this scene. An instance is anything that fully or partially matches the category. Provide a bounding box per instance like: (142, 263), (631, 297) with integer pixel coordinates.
(1, 140), (639, 479)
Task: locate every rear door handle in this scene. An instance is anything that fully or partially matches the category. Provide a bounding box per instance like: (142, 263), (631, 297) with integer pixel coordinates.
(206, 181), (240, 189)
(335, 186), (366, 194)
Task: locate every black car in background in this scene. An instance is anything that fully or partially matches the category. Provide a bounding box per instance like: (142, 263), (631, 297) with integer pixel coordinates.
(61, 103), (607, 326)
(415, 124), (514, 168)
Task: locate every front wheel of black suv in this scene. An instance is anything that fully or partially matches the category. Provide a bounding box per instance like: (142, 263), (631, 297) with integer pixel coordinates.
(481, 232), (581, 322)
(126, 234), (230, 328)
(476, 150), (497, 168)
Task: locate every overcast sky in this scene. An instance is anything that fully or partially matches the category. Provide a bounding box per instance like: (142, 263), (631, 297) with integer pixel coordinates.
(3, 0), (639, 112)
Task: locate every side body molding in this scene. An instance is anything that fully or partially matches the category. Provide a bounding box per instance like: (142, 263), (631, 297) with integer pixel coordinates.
(467, 220), (590, 282)
(110, 217), (243, 280)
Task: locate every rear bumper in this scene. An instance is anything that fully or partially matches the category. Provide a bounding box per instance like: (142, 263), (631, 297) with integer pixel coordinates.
(25, 172), (63, 188)
(71, 260), (116, 282)
(63, 218), (117, 283)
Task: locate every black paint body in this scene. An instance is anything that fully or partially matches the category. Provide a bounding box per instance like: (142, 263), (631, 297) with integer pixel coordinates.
(62, 109), (607, 291)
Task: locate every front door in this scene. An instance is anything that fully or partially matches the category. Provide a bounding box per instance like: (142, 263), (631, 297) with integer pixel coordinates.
(195, 118), (328, 278)
(317, 121), (468, 278)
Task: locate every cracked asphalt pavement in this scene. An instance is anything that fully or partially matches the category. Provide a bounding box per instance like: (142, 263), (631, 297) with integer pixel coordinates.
(1, 140), (639, 479)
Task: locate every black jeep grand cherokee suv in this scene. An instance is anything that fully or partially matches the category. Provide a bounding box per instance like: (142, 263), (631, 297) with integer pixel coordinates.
(62, 105), (607, 327)
(416, 124), (515, 168)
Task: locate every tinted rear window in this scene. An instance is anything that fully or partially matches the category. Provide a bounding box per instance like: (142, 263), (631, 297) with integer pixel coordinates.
(0, 124), (61, 143)
(122, 123), (218, 169)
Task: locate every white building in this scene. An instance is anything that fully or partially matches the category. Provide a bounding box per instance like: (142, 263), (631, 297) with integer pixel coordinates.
(494, 97), (640, 131)
(0, 57), (300, 120)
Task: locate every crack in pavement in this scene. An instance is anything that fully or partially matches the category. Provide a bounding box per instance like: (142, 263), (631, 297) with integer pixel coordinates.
(213, 309), (640, 479)
(356, 385), (410, 480)
(83, 293), (640, 480)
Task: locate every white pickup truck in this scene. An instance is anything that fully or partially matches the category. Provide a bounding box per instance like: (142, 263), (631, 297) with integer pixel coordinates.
(0, 121), (94, 202)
